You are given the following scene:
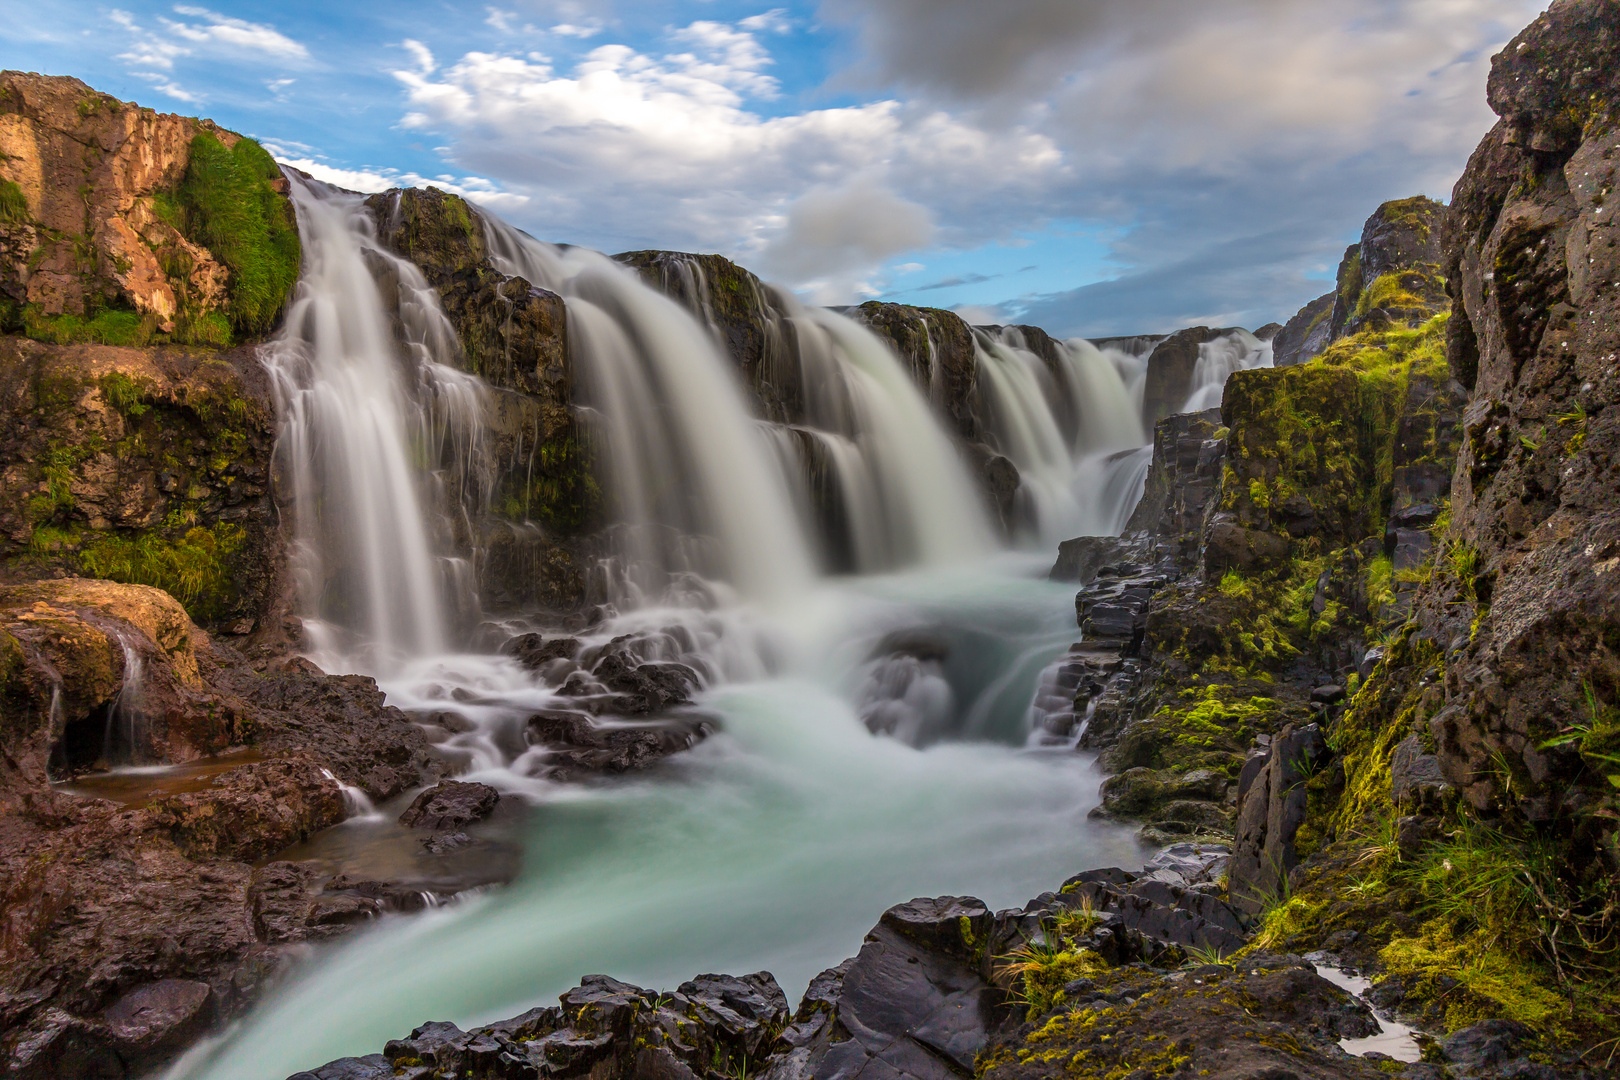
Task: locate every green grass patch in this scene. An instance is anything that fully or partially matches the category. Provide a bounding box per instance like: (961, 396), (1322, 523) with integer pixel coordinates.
(23, 305), (155, 347)
(78, 522), (246, 622)
(0, 178), (28, 225)
(176, 134), (299, 337)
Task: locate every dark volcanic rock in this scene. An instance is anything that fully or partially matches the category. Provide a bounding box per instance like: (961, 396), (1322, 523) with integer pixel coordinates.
(853, 302), (980, 442)
(503, 632), (581, 670)
(397, 780), (500, 830)
(1228, 723), (1330, 913)
(526, 710), (710, 779)
(366, 186), (592, 611)
(1272, 290), (1335, 367)
(617, 250), (802, 425)
(1140, 326), (1231, 428)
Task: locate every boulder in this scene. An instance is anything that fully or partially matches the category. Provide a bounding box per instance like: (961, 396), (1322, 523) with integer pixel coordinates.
(397, 781), (500, 831)
(1227, 724), (1330, 913)
(526, 710), (710, 779)
(1142, 842), (1230, 887)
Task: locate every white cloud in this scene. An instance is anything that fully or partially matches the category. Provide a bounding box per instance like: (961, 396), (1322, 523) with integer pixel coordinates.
(131, 71), (201, 103)
(111, 9), (188, 70)
(402, 39), (436, 75)
(738, 9), (793, 34)
(164, 5), (310, 61)
(551, 22), (604, 38)
(818, 0), (1550, 332)
(952, 304), (1008, 326)
(108, 4), (310, 105)
(387, 16), (1061, 300)
(759, 180), (935, 302)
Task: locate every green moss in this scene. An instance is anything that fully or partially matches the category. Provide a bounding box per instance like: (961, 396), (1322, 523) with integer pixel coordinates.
(1338, 248), (1363, 310)
(1355, 271), (1433, 317)
(0, 178), (28, 225)
(176, 134), (300, 337)
(1001, 943), (1108, 1019)
(99, 372), (151, 417)
(497, 435), (602, 535)
(1380, 926), (1570, 1034)
(23, 305), (155, 347)
(78, 522), (245, 623)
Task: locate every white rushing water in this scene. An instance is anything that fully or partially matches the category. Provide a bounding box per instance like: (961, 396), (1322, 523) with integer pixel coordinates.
(971, 327), (1150, 544)
(267, 176), (486, 669)
(1181, 328), (1274, 413)
(164, 184), (1193, 1079)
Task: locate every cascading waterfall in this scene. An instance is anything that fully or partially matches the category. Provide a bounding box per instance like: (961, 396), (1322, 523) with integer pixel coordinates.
(482, 222), (817, 605)
(773, 297), (994, 571)
(165, 178), (1242, 1080)
(970, 328), (1150, 545)
(482, 223), (992, 589)
(1181, 328), (1273, 412)
(267, 175), (488, 669)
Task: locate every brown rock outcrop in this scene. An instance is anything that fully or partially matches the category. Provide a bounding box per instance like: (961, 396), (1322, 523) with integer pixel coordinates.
(0, 72), (237, 330)
(0, 336), (285, 635)
(0, 578), (440, 1077)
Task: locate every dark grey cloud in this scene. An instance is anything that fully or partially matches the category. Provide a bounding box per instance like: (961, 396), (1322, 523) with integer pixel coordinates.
(822, 0), (1548, 336)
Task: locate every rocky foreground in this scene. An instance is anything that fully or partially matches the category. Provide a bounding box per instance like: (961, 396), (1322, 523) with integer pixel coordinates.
(292, 847), (1594, 1080)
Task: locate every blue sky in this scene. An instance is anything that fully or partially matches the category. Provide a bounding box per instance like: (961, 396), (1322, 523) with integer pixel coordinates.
(2, 0), (1549, 336)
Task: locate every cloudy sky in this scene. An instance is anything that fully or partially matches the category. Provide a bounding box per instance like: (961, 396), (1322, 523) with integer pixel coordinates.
(4, 1), (1547, 335)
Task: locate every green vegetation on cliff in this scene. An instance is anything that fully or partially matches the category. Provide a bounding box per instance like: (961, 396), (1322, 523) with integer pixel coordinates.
(176, 133), (301, 338)
(0, 177), (26, 224)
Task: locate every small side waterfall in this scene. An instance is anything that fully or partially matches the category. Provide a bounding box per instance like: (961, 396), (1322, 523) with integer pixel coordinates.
(103, 632), (145, 764)
(970, 328), (1150, 545)
(1182, 329), (1273, 412)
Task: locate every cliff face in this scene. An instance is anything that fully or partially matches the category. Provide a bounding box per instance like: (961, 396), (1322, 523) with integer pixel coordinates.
(0, 71), (298, 345)
(1355, 0), (1620, 911)
(0, 75), (302, 639)
(364, 187), (594, 611)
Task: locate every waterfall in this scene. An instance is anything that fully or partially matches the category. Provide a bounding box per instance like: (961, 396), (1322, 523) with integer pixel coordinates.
(774, 299), (994, 571)
(1181, 329), (1273, 412)
(483, 224), (991, 588)
(482, 224), (816, 604)
(969, 328), (1149, 545)
(267, 176), (487, 670)
(102, 632), (145, 764)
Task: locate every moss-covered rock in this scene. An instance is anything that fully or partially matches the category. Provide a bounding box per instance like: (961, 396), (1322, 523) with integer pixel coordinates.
(0, 336), (281, 633)
(853, 301), (980, 440)
(616, 250), (808, 424)
(366, 186), (592, 611)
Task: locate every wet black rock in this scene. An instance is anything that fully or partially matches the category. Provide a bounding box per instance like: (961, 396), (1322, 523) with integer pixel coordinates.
(526, 710), (711, 780)
(504, 633), (581, 670)
(419, 831), (475, 854)
(398, 781), (501, 830)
